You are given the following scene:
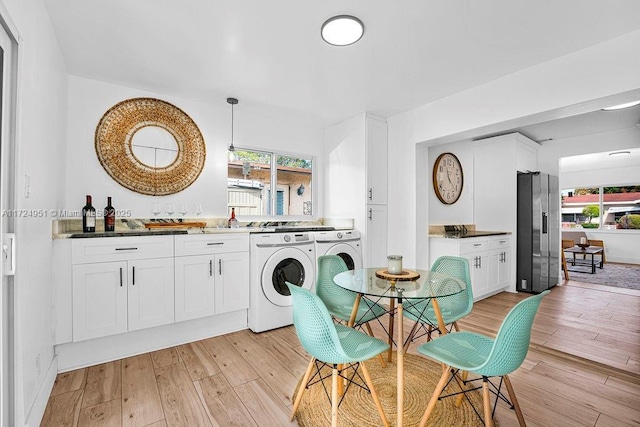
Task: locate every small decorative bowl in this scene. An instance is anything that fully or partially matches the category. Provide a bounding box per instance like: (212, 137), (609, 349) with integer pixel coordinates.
(577, 243), (590, 249)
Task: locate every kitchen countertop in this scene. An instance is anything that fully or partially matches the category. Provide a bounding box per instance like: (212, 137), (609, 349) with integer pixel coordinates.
(430, 230), (511, 239)
(52, 218), (354, 239)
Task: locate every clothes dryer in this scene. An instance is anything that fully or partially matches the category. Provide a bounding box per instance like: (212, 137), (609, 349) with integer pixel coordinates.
(249, 232), (316, 333)
(314, 230), (362, 270)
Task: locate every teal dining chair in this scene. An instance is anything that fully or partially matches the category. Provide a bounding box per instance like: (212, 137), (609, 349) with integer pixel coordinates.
(403, 256), (473, 351)
(287, 282), (390, 427)
(417, 290), (549, 427)
(315, 255), (387, 335)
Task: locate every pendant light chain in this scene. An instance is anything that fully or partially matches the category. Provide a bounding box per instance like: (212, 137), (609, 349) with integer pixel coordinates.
(227, 97), (238, 154)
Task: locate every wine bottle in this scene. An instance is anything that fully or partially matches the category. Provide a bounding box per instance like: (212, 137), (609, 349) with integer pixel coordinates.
(104, 196), (115, 232)
(228, 207), (238, 228)
(82, 195), (96, 232)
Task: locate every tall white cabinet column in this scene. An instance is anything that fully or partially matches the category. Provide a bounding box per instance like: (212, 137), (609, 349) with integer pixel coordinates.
(473, 132), (539, 291)
(324, 113), (388, 267)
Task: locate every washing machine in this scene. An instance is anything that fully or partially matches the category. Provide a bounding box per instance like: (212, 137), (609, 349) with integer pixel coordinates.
(249, 232), (316, 333)
(314, 230), (362, 270)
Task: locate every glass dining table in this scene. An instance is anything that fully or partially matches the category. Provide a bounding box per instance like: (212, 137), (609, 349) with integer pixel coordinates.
(333, 267), (467, 427)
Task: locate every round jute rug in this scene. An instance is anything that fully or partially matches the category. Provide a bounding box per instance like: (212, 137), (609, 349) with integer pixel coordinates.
(292, 353), (490, 427)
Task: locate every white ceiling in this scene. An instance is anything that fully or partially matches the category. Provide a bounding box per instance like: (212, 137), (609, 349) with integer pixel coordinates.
(43, 0), (640, 130)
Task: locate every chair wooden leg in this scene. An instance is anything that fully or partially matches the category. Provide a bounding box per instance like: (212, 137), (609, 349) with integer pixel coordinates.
(290, 358), (316, 421)
(455, 369), (469, 407)
(360, 361), (390, 427)
(453, 321), (460, 332)
(426, 324), (433, 342)
(482, 377), (493, 427)
(366, 322), (386, 368)
(419, 365), (451, 427)
(504, 374), (526, 426)
(331, 365), (339, 427)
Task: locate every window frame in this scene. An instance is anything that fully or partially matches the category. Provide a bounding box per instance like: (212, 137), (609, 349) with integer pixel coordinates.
(227, 146), (317, 221)
(561, 184), (640, 230)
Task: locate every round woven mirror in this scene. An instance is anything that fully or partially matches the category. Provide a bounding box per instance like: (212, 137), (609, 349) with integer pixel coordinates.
(95, 97), (206, 195)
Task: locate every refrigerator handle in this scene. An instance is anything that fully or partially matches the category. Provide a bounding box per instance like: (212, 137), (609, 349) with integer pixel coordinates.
(542, 211), (548, 234)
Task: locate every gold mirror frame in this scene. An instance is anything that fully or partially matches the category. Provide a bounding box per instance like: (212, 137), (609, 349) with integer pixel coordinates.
(95, 97), (206, 196)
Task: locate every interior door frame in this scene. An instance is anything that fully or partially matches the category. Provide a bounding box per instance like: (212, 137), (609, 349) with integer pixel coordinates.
(0, 4), (20, 426)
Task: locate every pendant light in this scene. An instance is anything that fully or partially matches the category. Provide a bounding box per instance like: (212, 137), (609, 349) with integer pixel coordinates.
(227, 97), (238, 162)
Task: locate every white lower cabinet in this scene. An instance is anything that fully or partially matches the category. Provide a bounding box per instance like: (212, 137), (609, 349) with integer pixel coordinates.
(174, 234), (250, 322)
(127, 258), (174, 331)
(71, 236), (175, 342)
(72, 261), (128, 341)
(430, 235), (511, 300)
(70, 234), (250, 343)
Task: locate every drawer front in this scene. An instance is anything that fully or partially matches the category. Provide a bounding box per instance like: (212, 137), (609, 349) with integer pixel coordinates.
(458, 239), (489, 254)
(489, 236), (511, 250)
(72, 236), (174, 264)
(174, 234), (249, 256)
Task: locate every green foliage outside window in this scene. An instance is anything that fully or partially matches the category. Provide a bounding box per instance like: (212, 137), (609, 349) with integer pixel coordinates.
(618, 214), (640, 229)
(581, 205), (599, 223)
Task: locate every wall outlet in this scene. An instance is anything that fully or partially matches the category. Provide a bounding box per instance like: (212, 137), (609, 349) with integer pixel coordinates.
(521, 279), (527, 289)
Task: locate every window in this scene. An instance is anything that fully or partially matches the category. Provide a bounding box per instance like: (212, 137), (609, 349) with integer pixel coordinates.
(561, 185), (640, 230)
(227, 149), (314, 218)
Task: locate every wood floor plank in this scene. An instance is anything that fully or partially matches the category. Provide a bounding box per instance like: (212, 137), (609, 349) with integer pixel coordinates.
(78, 398), (121, 426)
(200, 335), (260, 387)
(225, 329), (301, 406)
(517, 365), (640, 426)
(82, 360), (121, 408)
(233, 378), (294, 426)
(154, 363), (212, 427)
(121, 354), (165, 427)
(595, 412), (637, 426)
(195, 373), (257, 426)
(257, 333), (309, 379)
(51, 368), (87, 397)
(176, 341), (221, 381)
(150, 347), (181, 369)
(41, 389), (83, 427)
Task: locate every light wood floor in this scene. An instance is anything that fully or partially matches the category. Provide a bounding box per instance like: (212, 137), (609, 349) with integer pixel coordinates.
(42, 280), (640, 426)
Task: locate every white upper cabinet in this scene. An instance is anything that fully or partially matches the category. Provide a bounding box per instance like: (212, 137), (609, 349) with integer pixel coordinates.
(365, 115), (388, 205)
(473, 132), (539, 232)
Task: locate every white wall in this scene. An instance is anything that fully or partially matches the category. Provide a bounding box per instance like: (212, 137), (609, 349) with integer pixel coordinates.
(65, 76), (324, 220)
(2, 0), (67, 424)
(387, 29), (640, 271)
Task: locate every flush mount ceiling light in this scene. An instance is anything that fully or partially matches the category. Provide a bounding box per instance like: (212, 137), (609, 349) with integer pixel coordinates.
(602, 100), (640, 111)
(227, 97), (238, 162)
(608, 150), (631, 156)
(321, 15), (364, 46)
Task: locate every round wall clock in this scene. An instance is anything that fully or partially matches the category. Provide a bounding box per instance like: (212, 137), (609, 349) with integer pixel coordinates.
(433, 152), (463, 204)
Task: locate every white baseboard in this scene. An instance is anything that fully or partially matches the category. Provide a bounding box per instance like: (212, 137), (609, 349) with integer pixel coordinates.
(55, 310), (247, 372)
(24, 355), (57, 427)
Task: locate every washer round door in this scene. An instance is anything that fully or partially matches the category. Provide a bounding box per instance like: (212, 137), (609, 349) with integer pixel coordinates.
(262, 246), (315, 307)
(325, 243), (362, 270)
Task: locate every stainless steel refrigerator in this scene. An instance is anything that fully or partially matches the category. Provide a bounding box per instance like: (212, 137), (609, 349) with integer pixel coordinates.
(517, 171), (559, 293)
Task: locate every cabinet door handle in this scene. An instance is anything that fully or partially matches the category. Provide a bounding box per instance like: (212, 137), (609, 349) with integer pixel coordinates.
(479, 257), (482, 269)
(368, 208), (372, 220)
(218, 259), (222, 275)
(132, 266), (135, 285)
(115, 247), (138, 251)
(119, 267), (123, 287)
(474, 243), (482, 247)
(368, 188), (373, 201)
(209, 259), (213, 276)
(207, 242), (224, 246)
